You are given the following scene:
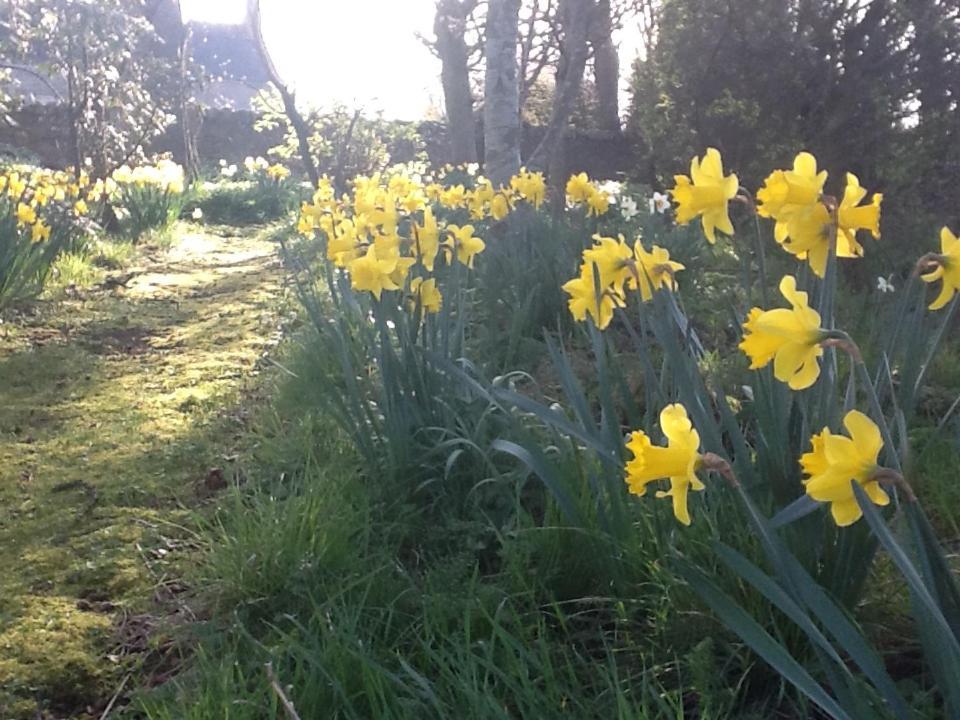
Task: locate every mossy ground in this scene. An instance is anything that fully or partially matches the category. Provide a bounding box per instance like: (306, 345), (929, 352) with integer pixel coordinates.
(0, 222), (289, 718)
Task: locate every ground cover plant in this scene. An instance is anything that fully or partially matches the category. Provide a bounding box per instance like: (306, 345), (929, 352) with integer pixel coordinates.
(138, 147), (960, 719)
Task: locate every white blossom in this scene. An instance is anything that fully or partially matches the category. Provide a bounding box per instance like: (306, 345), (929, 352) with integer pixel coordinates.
(649, 191), (670, 214)
(877, 275), (895, 293)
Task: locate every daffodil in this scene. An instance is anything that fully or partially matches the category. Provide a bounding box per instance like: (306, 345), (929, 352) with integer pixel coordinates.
(566, 172), (593, 204)
(511, 169), (545, 208)
(266, 164), (290, 181)
(801, 410), (890, 526)
(836, 173), (881, 257)
(31, 220), (51, 243)
(774, 172), (880, 277)
(582, 234), (633, 292)
(756, 152), (827, 239)
(670, 147), (738, 243)
(440, 184), (467, 209)
(739, 275), (826, 389)
(445, 224), (485, 268)
(921, 226), (960, 310)
(586, 189), (610, 217)
(490, 192), (511, 221)
(413, 207), (440, 271)
(561, 264), (624, 330)
(16, 202), (37, 226)
(347, 244), (401, 299)
(624, 404), (705, 525)
(409, 276), (442, 315)
(631, 242), (685, 301)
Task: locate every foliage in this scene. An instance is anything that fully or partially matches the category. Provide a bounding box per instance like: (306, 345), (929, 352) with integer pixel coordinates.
(0, 0), (182, 179)
(185, 158), (302, 225)
(253, 90), (426, 187)
(627, 0), (960, 272)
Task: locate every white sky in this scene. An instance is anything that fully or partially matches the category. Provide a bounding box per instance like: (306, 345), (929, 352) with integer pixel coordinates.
(180, 0), (643, 121)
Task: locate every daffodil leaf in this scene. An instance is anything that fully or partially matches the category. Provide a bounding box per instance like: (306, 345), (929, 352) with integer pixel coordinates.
(677, 562), (853, 720)
(491, 439), (583, 525)
(770, 494), (822, 528)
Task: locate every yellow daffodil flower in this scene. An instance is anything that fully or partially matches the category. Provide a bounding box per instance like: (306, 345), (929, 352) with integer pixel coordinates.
(774, 172), (880, 277)
(16, 202), (37, 226)
(921, 226), (960, 310)
(347, 244), (401, 299)
(801, 410), (890, 526)
(582, 234), (634, 293)
(631, 242), (685, 301)
(586, 189), (610, 217)
(490, 192), (511, 221)
(74, 199), (89, 216)
(561, 263), (624, 330)
(440, 184), (467, 209)
(565, 172), (593, 204)
(266, 164), (290, 181)
(31, 220), (51, 243)
(511, 169), (546, 208)
(757, 152), (828, 241)
(836, 173), (881, 257)
(624, 404), (705, 526)
(670, 147), (738, 243)
(445, 224), (485, 268)
(414, 207), (440, 271)
(409, 276), (442, 315)
(739, 275), (826, 389)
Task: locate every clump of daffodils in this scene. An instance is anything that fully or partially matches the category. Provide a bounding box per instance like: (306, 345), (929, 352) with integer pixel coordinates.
(111, 159), (184, 195)
(607, 146), (953, 529)
(566, 172), (612, 217)
(0, 165), (91, 245)
(755, 152), (881, 277)
(562, 233), (684, 329)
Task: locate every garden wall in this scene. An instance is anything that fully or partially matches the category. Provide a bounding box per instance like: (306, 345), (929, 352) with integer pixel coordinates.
(0, 104), (646, 181)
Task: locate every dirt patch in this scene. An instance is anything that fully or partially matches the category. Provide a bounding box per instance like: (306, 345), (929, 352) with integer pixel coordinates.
(80, 324), (158, 358)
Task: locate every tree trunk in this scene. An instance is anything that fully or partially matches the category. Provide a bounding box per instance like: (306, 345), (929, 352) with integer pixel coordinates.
(483, 0), (522, 187)
(435, 0), (478, 163)
(245, 0), (320, 188)
(527, 0), (594, 171)
(590, 0), (620, 135)
(178, 26), (202, 182)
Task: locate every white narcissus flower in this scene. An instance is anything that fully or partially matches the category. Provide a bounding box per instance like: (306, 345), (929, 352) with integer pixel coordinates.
(598, 180), (623, 201)
(877, 275), (895, 293)
(649, 192), (670, 214)
(192, 207), (203, 221)
(620, 195), (639, 220)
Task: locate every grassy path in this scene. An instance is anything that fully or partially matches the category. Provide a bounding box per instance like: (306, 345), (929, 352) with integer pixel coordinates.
(0, 224), (287, 718)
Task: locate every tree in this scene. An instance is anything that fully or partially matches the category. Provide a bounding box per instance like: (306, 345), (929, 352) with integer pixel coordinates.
(246, 0), (320, 188)
(589, 0), (620, 135)
(628, 0), (959, 269)
(433, 0), (479, 163)
(527, 0), (596, 180)
(483, 0), (522, 186)
(0, 0), (179, 179)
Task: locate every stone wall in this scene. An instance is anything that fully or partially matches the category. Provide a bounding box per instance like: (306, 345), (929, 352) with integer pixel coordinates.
(0, 104), (648, 181)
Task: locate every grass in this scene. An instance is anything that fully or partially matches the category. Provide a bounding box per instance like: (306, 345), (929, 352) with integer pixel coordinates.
(0, 222), (289, 717)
